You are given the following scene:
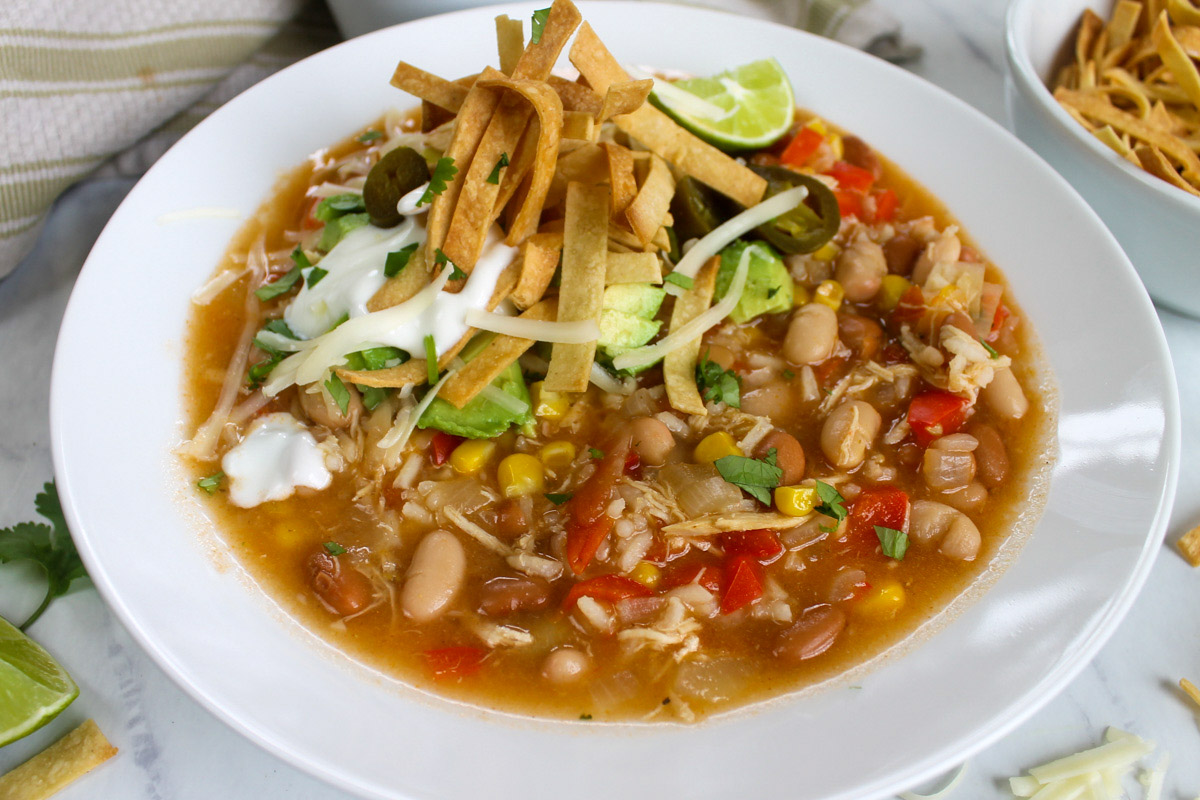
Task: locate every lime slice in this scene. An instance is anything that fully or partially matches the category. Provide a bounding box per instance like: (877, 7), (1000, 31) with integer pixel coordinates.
(0, 615), (79, 746)
(652, 58), (795, 151)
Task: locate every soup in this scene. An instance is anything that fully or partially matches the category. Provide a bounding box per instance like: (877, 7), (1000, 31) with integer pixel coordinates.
(182, 0), (1054, 722)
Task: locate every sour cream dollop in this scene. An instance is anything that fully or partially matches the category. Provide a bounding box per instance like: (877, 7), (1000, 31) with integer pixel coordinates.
(221, 413), (331, 507)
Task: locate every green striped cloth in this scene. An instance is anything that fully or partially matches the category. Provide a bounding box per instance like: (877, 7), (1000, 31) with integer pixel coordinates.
(0, 0), (338, 278)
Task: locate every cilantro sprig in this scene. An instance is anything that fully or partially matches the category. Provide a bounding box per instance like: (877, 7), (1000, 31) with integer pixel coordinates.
(487, 152), (510, 185)
(0, 482), (88, 630)
(385, 242), (419, 278)
(357, 129), (382, 143)
(434, 249), (468, 280)
(324, 541), (348, 556)
(325, 372), (351, 415)
(424, 334), (439, 385)
(531, 7), (551, 43)
(418, 157), (457, 207)
(696, 352), (741, 408)
(544, 492), (573, 506)
(714, 448), (782, 505)
(197, 472), (224, 494)
(874, 526), (909, 560)
(814, 480), (847, 532)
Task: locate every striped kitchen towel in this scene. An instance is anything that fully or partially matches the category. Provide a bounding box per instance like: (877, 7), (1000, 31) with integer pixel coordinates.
(0, 0), (337, 279)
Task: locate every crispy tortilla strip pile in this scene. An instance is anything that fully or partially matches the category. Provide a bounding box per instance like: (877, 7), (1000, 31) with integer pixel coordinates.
(0, 719), (117, 800)
(358, 0), (765, 409)
(1052, 1), (1200, 196)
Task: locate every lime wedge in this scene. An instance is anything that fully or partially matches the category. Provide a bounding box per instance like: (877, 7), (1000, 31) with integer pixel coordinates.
(0, 615), (78, 746)
(653, 58), (795, 151)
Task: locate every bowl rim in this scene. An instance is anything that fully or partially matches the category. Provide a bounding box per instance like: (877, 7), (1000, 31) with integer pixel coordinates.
(49, 3), (1182, 799)
(1004, 0), (1200, 214)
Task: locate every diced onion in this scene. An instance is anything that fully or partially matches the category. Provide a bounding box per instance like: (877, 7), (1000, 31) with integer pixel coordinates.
(479, 383), (530, 415)
(463, 308), (599, 343)
(898, 763), (968, 800)
(672, 185), (808, 279)
(660, 463), (743, 517)
(191, 266), (247, 305)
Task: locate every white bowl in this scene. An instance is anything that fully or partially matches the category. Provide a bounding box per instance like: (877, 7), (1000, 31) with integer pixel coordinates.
(51, 3), (1180, 799)
(1005, 0), (1200, 318)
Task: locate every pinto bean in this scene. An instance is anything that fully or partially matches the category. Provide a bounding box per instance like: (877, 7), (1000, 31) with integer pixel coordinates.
(835, 233), (887, 303)
(300, 382), (362, 430)
(969, 424), (1009, 488)
(842, 135), (883, 179)
(820, 400), (882, 470)
(306, 551), (373, 617)
(542, 647), (590, 685)
(982, 367), (1028, 420)
(628, 416), (675, 466)
(401, 530), (466, 623)
(774, 605), (847, 663)
(477, 575), (551, 617)
(837, 314), (883, 360)
(784, 303), (839, 365)
(741, 380), (795, 424)
(883, 234), (921, 276)
(755, 430), (806, 485)
(495, 498), (528, 539)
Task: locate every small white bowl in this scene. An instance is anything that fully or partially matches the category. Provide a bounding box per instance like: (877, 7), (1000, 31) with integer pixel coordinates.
(1005, 0), (1200, 318)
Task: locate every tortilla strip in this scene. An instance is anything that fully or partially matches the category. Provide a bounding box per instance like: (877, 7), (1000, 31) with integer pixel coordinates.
(662, 511), (810, 536)
(1169, 0), (1200, 25)
(569, 23), (766, 207)
(606, 251), (662, 284)
(664, 256), (720, 415)
(441, 298), (558, 408)
(1055, 87), (1200, 179)
(391, 62), (469, 112)
(548, 74), (603, 114)
(1094, 124), (1142, 164)
(496, 121), (540, 212)
(602, 142), (638, 220)
(1153, 11), (1200, 109)
(426, 72), (502, 256)
(495, 15), (524, 75)
(1136, 143), (1200, 193)
(476, 76), (565, 245)
(510, 231), (563, 308)
(1077, 9), (1106, 70)
(625, 153), (676, 245)
(1177, 25), (1200, 57)
(607, 221), (649, 251)
(562, 110), (596, 141)
(1108, 0), (1145, 51)
(545, 182), (609, 392)
(0, 719), (117, 800)
(511, 0), (582, 82)
(596, 79), (653, 121)
(366, 244), (432, 312)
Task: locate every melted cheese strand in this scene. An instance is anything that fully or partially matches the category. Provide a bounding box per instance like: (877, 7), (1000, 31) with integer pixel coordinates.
(463, 308), (600, 343)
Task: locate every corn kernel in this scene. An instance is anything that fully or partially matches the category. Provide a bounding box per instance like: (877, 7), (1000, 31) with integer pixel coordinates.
(630, 561), (661, 589)
(531, 381), (569, 421)
(497, 453), (545, 498)
(775, 485), (818, 517)
(539, 440), (576, 469)
(828, 132), (844, 160)
(694, 431), (743, 463)
(852, 578), (906, 621)
(804, 118), (828, 136)
(813, 279), (844, 311)
(812, 241), (840, 262)
(449, 439), (495, 475)
(878, 274), (912, 311)
(792, 282), (811, 308)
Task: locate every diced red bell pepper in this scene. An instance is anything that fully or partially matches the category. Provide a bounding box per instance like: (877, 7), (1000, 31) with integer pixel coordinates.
(563, 574), (653, 610)
(987, 304), (1010, 342)
(826, 161), (876, 193)
(811, 354), (848, 387)
(872, 188), (898, 222)
(423, 646), (487, 679)
(891, 285), (927, 325)
(719, 529), (784, 565)
(845, 487), (910, 550)
(834, 189), (862, 219)
(720, 555), (764, 615)
(624, 448), (642, 477)
(660, 560), (723, 593)
(907, 390), (971, 447)
(780, 127), (824, 168)
(565, 436), (632, 574)
(430, 431), (464, 466)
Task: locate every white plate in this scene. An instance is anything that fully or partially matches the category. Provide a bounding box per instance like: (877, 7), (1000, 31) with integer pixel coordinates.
(50, 3), (1179, 799)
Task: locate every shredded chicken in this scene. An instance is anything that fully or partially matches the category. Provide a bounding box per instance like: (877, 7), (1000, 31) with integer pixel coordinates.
(941, 325), (1011, 401)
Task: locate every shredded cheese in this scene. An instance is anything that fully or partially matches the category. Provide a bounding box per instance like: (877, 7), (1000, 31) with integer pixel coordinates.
(1003, 727), (1175, 800)
(463, 308), (599, 343)
(671, 185), (808, 279)
(590, 362), (635, 395)
(479, 383), (530, 415)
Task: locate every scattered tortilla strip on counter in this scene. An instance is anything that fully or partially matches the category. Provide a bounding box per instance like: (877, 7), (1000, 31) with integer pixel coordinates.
(545, 181), (609, 392)
(625, 153), (676, 245)
(441, 299), (558, 408)
(495, 14), (524, 76)
(664, 256), (720, 415)
(390, 62), (470, 112)
(1181, 677), (1200, 706)
(663, 511), (810, 536)
(0, 719), (117, 800)
(606, 251), (662, 284)
(1176, 523), (1200, 565)
(510, 232), (564, 308)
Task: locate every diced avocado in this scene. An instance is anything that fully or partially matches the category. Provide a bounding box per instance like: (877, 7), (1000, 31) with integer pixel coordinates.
(598, 309), (662, 351)
(318, 212), (370, 252)
(715, 239), (793, 323)
(418, 338), (532, 439)
(602, 283), (667, 318)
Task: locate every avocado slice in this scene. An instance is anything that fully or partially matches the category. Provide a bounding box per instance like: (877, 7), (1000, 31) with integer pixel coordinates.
(715, 239), (793, 323)
(602, 283), (666, 318)
(417, 336), (532, 439)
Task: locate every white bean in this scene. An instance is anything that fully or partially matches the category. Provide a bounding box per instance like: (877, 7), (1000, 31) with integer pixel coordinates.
(820, 400), (882, 470)
(982, 367), (1028, 420)
(543, 647), (590, 685)
(784, 303), (839, 365)
(908, 499), (982, 560)
(835, 233), (887, 302)
(401, 530), (465, 623)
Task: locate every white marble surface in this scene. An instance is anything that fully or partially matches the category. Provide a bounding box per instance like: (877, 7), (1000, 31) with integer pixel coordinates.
(1, 1), (1197, 797)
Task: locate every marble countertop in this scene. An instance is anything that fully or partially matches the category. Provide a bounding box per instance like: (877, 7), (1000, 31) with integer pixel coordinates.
(1, 1), (1197, 797)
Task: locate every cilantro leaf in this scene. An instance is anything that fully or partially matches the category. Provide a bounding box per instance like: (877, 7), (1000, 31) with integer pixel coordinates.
(418, 157), (457, 207)
(544, 492), (573, 506)
(531, 7), (551, 44)
(263, 319), (297, 339)
(874, 526), (909, 560)
(324, 541), (347, 556)
(291, 245), (312, 270)
(357, 130), (382, 143)
(306, 266), (328, 288)
(588, 447), (604, 459)
(385, 242), (419, 278)
(359, 346), (407, 370)
(0, 482), (88, 630)
(714, 448), (782, 505)
(360, 386), (389, 411)
(486, 152), (510, 185)
(325, 372), (350, 415)
(434, 248), (467, 280)
(696, 353), (741, 408)
(424, 334), (439, 385)
(254, 265), (303, 301)
(814, 480), (847, 523)
(315, 193), (366, 221)
(663, 272), (693, 290)
(197, 472), (224, 494)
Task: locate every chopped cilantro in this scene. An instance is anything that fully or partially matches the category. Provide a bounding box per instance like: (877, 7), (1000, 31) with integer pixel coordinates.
(578, 712), (593, 721)
(486, 152), (510, 185)
(434, 248), (468, 280)
(588, 447), (604, 459)
(714, 448), (782, 505)
(767, 285), (780, 299)
(531, 7), (551, 43)
(544, 492), (573, 505)
(197, 472), (224, 495)
(263, 319), (297, 339)
(663, 272), (694, 290)
(323, 541), (347, 556)
(424, 334), (439, 384)
(418, 157), (457, 206)
(359, 346), (407, 370)
(360, 386), (389, 411)
(385, 242), (420, 278)
(254, 265), (303, 301)
(325, 372), (350, 415)
(980, 338), (1000, 359)
(875, 525), (909, 560)
(315, 193), (366, 221)
(0, 482), (87, 630)
(357, 129), (382, 143)
(696, 353), (741, 408)
(814, 480), (847, 529)
(783, 369), (795, 380)
(290, 245), (312, 270)
(306, 266), (328, 288)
